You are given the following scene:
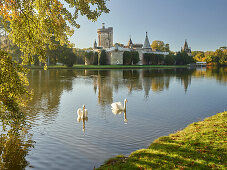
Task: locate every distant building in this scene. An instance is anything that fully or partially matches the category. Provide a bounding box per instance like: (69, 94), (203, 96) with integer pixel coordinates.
(97, 23), (113, 49)
(143, 32), (151, 50)
(181, 40), (192, 56)
(93, 39), (97, 49)
(93, 24), (169, 65)
(125, 37), (143, 49)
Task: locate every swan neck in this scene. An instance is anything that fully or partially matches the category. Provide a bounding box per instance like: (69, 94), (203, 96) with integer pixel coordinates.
(124, 100), (126, 110)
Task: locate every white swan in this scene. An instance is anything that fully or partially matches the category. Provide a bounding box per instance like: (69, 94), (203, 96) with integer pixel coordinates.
(111, 99), (128, 111)
(77, 105), (88, 120)
(112, 108), (123, 115)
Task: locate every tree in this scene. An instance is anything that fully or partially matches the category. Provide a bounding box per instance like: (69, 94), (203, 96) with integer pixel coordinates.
(165, 44), (170, 52)
(84, 51), (94, 65)
(204, 51), (215, 64)
(164, 54), (176, 65)
(0, 0), (109, 65)
(223, 49), (227, 56)
(151, 40), (169, 51)
(93, 52), (99, 65)
(0, 0), (110, 113)
(219, 46), (227, 50)
(191, 51), (203, 57)
(194, 52), (205, 62)
(143, 53), (164, 65)
(143, 53), (150, 65)
(132, 51), (140, 65)
(123, 51), (132, 65)
(0, 50), (31, 114)
(59, 46), (76, 67)
(215, 49), (227, 65)
(73, 48), (86, 64)
(99, 50), (108, 65)
(176, 52), (194, 65)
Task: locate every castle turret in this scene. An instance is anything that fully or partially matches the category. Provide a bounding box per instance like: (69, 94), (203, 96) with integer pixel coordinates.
(183, 40), (189, 50)
(93, 39), (97, 49)
(143, 32), (151, 49)
(181, 39), (192, 56)
(127, 37), (133, 48)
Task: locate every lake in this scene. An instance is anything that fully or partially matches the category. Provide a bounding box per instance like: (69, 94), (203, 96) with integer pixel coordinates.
(1, 67), (227, 170)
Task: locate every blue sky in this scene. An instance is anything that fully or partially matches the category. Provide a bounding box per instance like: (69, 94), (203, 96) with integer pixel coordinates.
(69, 0), (227, 52)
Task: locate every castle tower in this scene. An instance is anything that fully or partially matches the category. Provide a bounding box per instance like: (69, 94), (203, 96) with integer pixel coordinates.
(97, 23), (113, 49)
(181, 39), (192, 55)
(127, 37), (133, 48)
(143, 32), (151, 49)
(93, 39), (97, 49)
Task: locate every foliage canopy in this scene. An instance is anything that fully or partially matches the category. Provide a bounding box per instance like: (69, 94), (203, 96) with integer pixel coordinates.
(0, 50), (31, 114)
(0, 0), (109, 65)
(0, 0), (109, 113)
(151, 40), (169, 52)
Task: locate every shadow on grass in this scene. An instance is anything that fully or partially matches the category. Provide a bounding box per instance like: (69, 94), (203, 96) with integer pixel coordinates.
(98, 112), (227, 169)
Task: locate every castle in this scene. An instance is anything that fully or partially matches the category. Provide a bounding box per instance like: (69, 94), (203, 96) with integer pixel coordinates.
(92, 24), (191, 65)
(93, 23), (169, 65)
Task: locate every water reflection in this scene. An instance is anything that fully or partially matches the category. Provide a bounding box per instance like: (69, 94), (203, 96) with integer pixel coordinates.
(111, 109), (128, 123)
(193, 67), (227, 84)
(26, 70), (74, 122)
(2, 67), (224, 169)
(0, 112), (34, 170)
(77, 117), (88, 133)
(26, 67), (227, 114)
(77, 105), (89, 133)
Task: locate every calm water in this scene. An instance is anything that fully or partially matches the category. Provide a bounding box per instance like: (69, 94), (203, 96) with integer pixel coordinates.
(1, 68), (227, 170)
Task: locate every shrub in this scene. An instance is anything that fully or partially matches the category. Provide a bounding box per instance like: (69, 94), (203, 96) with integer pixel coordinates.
(164, 55), (176, 65)
(143, 53), (164, 65)
(93, 52), (98, 65)
(123, 51), (132, 65)
(176, 52), (194, 65)
(132, 51), (140, 65)
(99, 50), (107, 65)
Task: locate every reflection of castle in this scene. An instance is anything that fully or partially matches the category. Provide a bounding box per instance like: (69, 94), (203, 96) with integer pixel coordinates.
(97, 71), (113, 106)
(90, 69), (194, 103)
(93, 24), (169, 65)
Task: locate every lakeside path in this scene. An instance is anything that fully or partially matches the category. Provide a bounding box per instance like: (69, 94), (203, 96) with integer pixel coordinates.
(97, 112), (227, 169)
(28, 65), (188, 70)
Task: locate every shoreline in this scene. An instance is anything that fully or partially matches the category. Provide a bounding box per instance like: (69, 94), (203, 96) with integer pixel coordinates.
(27, 65), (188, 70)
(97, 111), (227, 169)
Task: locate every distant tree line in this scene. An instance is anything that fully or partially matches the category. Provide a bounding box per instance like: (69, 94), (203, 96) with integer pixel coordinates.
(2, 31), (226, 67)
(142, 52), (194, 65)
(192, 47), (227, 65)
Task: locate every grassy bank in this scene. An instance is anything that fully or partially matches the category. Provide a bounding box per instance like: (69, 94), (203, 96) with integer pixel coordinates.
(97, 112), (227, 169)
(28, 65), (187, 70)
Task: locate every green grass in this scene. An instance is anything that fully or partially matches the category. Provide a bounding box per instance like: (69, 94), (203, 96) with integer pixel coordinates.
(28, 64), (187, 70)
(97, 112), (227, 170)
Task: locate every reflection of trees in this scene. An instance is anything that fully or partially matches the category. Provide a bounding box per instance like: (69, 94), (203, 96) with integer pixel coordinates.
(193, 67), (227, 84)
(26, 68), (227, 114)
(175, 69), (195, 93)
(123, 70), (143, 93)
(85, 69), (197, 99)
(142, 69), (175, 96)
(26, 70), (74, 121)
(0, 112), (34, 169)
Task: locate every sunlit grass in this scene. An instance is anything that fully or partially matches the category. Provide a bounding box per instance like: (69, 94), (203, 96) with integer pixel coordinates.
(97, 112), (227, 169)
